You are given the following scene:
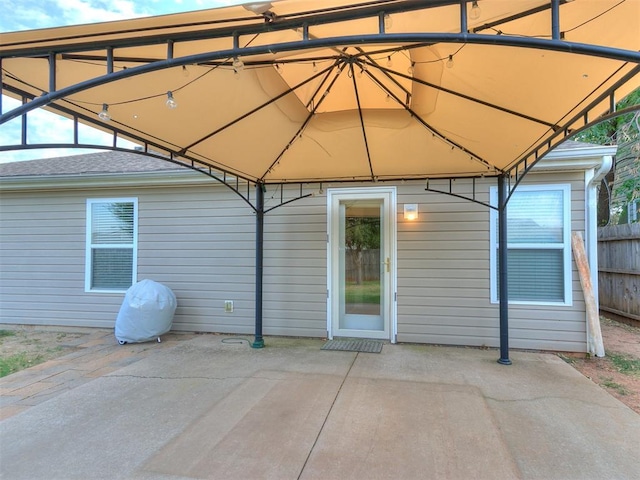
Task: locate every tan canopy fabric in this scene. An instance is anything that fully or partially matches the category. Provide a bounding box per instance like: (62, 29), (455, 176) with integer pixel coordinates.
(1, 0), (639, 184)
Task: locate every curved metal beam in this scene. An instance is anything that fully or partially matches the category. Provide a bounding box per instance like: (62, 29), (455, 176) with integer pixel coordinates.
(506, 71), (640, 200)
(0, 142), (263, 210)
(0, 0), (577, 58)
(3, 33), (639, 125)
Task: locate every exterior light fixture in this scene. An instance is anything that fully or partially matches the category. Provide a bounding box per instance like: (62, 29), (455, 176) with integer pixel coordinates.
(98, 103), (111, 121)
(386, 55), (393, 68)
(404, 204), (419, 221)
(166, 91), (177, 109)
(470, 1), (481, 20)
(182, 65), (190, 77)
(407, 61), (415, 75)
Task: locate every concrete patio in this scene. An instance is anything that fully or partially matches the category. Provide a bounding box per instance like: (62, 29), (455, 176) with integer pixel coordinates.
(1, 331), (639, 480)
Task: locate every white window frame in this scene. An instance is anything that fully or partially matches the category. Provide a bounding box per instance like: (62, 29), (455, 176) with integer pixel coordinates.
(85, 198), (138, 293)
(628, 198), (639, 223)
(489, 184), (572, 306)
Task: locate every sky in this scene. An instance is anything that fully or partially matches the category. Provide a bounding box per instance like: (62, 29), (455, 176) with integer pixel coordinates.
(0, 0), (247, 162)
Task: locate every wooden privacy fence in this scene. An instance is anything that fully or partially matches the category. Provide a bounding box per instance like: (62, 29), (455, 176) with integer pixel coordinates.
(598, 223), (639, 322)
(346, 249), (381, 283)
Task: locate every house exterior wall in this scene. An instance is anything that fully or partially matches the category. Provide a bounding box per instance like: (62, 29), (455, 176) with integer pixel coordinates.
(395, 172), (587, 352)
(0, 171), (588, 352)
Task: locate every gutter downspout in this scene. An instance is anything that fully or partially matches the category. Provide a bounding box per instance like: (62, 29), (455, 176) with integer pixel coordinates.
(584, 154), (613, 355)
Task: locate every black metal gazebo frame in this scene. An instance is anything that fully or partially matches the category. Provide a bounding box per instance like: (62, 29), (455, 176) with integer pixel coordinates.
(2, 0), (639, 364)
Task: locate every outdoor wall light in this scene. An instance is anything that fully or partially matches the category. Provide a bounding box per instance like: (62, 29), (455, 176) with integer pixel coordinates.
(404, 204), (419, 221)
(98, 103), (111, 121)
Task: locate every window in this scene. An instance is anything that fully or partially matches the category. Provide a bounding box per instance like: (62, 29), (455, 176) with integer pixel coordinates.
(490, 185), (571, 305)
(86, 198), (138, 292)
(628, 199), (639, 223)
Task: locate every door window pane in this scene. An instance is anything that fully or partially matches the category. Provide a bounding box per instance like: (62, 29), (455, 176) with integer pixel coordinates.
(344, 203), (381, 316)
(339, 199), (384, 331)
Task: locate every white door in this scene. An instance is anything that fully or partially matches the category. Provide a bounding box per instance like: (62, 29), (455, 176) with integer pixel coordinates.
(328, 188), (396, 340)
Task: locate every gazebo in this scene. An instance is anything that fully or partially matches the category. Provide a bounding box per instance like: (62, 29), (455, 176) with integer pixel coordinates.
(1, 0), (639, 363)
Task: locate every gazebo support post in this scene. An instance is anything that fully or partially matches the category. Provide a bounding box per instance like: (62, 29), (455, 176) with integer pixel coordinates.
(497, 175), (512, 365)
(252, 183), (265, 348)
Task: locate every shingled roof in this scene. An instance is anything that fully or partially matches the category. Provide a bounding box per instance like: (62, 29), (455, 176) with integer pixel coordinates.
(0, 140), (606, 180)
(0, 150), (185, 177)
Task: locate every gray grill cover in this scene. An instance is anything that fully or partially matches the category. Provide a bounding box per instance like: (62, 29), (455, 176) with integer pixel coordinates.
(115, 279), (177, 344)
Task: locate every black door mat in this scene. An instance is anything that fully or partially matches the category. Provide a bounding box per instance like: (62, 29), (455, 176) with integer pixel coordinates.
(321, 339), (384, 353)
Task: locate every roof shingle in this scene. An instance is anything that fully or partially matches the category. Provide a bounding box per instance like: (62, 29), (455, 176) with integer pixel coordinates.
(0, 150), (185, 177)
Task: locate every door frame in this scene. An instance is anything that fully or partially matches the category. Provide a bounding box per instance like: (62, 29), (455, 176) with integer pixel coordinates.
(326, 187), (397, 342)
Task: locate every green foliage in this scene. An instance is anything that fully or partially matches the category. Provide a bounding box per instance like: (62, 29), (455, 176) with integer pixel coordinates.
(575, 88), (640, 145)
(0, 330), (16, 338)
(344, 215), (381, 286)
(0, 352), (46, 377)
(608, 352), (640, 376)
(600, 378), (629, 396)
(345, 280), (381, 304)
(345, 217), (380, 251)
(576, 88), (639, 225)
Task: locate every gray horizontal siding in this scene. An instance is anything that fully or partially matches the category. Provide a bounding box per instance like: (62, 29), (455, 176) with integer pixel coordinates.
(261, 198), (327, 337)
(396, 173), (588, 352)
(1, 170), (589, 351)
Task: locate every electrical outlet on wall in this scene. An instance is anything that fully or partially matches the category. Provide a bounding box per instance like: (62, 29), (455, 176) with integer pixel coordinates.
(224, 300), (234, 313)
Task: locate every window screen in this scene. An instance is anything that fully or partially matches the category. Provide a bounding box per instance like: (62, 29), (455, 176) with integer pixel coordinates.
(86, 199), (137, 291)
(491, 185), (570, 304)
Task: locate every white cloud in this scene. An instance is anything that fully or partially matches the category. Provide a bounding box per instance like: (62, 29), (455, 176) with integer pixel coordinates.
(0, 96), (136, 163)
(54, 0), (148, 25)
(1, 0), (55, 31)
(1, 0), (247, 32)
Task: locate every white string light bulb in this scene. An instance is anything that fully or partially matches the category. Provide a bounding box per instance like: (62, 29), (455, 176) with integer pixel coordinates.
(384, 13), (392, 30)
(446, 55), (454, 69)
(233, 57), (245, 71)
(470, 1), (481, 20)
(98, 103), (111, 121)
(166, 91), (178, 109)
